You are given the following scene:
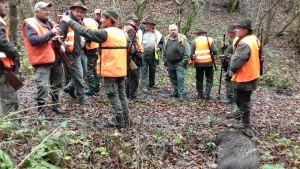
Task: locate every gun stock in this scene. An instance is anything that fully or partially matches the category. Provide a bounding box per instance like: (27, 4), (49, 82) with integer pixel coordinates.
(52, 35), (72, 68)
(129, 59), (138, 70)
(4, 71), (24, 91)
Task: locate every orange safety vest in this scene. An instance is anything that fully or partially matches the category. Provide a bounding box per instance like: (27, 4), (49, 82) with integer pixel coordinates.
(65, 26), (75, 52)
(0, 17), (14, 68)
(21, 18), (55, 65)
(231, 35), (260, 82)
(83, 18), (99, 50)
(122, 25), (144, 52)
(97, 27), (128, 77)
(194, 36), (213, 63)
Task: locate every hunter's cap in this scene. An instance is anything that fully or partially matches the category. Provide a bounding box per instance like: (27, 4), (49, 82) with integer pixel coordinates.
(227, 25), (236, 32)
(94, 9), (101, 14)
(102, 7), (119, 22)
(195, 28), (207, 34)
(34, 2), (52, 11)
(142, 18), (156, 25)
(236, 18), (252, 30)
(70, 1), (87, 11)
(125, 14), (139, 21)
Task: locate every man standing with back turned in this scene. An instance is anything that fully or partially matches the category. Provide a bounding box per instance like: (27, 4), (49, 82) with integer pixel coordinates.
(0, 0), (21, 117)
(61, 8), (132, 128)
(230, 18), (260, 138)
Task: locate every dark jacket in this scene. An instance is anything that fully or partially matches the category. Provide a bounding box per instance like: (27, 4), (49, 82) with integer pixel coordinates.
(124, 23), (142, 65)
(59, 12), (82, 57)
(0, 15), (20, 71)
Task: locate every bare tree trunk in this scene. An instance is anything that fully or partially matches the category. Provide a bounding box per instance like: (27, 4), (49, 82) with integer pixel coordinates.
(8, 0), (18, 47)
(132, 0), (148, 20)
(228, 0), (239, 13)
(276, 10), (300, 36)
(264, 0), (276, 45)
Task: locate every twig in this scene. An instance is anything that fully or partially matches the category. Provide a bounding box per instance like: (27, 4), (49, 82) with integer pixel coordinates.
(16, 125), (61, 168)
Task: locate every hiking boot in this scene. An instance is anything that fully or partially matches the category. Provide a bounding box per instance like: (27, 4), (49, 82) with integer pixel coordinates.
(169, 93), (178, 97)
(226, 112), (242, 120)
(94, 75), (101, 93)
(231, 117), (252, 138)
(220, 99), (234, 104)
(129, 95), (141, 100)
(123, 111), (130, 127)
(52, 104), (66, 114)
(78, 98), (91, 105)
(203, 95), (210, 100)
(37, 102), (46, 120)
(84, 78), (96, 96)
(149, 85), (159, 89)
(63, 86), (77, 99)
(104, 113), (125, 128)
(179, 96), (184, 102)
(142, 88), (148, 93)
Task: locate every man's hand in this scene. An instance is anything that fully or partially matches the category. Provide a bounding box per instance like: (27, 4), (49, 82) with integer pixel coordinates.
(61, 16), (71, 23)
(51, 26), (60, 34)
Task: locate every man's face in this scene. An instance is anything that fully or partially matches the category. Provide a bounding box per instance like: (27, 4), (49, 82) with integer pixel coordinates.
(35, 7), (51, 20)
(100, 15), (111, 28)
(169, 25), (178, 38)
(0, 0), (8, 15)
(235, 26), (248, 37)
(128, 19), (138, 26)
(71, 7), (85, 21)
(95, 13), (101, 20)
(227, 31), (236, 38)
(144, 23), (154, 31)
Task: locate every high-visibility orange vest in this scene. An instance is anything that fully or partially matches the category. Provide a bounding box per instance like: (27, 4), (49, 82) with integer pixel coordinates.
(122, 25), (143, 52)
(0, 17), (14, 68)
(231, 34), (260, 82)
(97, 27), (128, 77)
(21, 18), (55, 65)
(194, 36), (213, 63)
(83, 18), (99, 50)
(65, 26), (75, 52)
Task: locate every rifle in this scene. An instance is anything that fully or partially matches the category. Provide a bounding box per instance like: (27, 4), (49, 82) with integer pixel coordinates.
(0, 61), (24, 91)
(218, 34), (226, 95)
(126, 28), (138, 71)
(206, 35), (217, 70)
(51, 35), (72, 68)
(259, 28), (264, 75)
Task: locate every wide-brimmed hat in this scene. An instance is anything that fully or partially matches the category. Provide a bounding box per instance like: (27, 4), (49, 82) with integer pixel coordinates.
(236, 18), (252, 30)
(227, 25), (236, 32)
(142, 18), (155, 25)
(195, 28), (207, 34)
(94, 9), (101, 14)
(125, 14), (139, 21)
(34, 2), (52, 11)
(70, 1), (87, 11)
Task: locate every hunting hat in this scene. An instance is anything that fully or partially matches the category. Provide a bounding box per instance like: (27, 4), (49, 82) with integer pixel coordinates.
(227, 25), (236, 32)
(236, 18), (252, 30)
(142, 18), (156, 25)
(195, 28), (207, 34)
(102, 7), (119, 22)
(94, 9), (101, 14)
(125, 14), (139, 21)
(34, 2), (52, 11)
(70, 1), (87, 11)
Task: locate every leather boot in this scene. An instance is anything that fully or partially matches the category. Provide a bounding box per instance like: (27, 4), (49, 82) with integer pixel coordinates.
(37, 102), (46, 120)
(51, 94), (66, 114)
(63, 85), (77, 99)
(226, 105), (242, 120)
(104, 111), (125, 128)
(123, 111), (130, 127)
(94, 75), (101, 93)
(231, 116), (252, 138)
(84, 78), (96, 96)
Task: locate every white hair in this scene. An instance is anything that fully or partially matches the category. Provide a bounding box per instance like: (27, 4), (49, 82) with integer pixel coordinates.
(169, 24), (178, 30)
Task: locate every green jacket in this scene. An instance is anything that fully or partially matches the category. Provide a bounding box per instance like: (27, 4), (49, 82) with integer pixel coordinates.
(162, 33), (191, 65)
(230, 41), (258, 91)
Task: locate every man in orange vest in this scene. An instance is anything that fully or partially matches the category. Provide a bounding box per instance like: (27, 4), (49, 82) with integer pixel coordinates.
(22, 2), (66, 119)
(123, 14), (143, 100)
(59, 1), (91, 105)
(230, 18), (260, 138)
(0, 0), (20, 117)
(191, 29), (218, 100)
(61, 7), (132, 128)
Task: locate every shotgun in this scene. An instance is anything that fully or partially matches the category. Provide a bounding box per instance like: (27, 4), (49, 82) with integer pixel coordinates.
(51, 35), (72, 68)
(206, 35), (217, 70)
(0, 61), (24, 91)
(126, 28), (138, 71)
(218, 34), (226, 94)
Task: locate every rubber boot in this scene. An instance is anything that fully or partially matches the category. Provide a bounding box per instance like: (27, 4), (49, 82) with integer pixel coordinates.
(104, 111), (125, 128)
(231, 116), (252, 138)
(51, 94), (66, 114)
(63, 85), (77, 99)
(84, 78), (96, 96)
(123, 111), (130, 127)
(37, 102), (46, 120)
(94, 75), (101, 93)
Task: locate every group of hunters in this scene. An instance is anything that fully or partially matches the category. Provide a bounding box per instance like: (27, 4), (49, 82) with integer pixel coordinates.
(0, 0), (261, 137)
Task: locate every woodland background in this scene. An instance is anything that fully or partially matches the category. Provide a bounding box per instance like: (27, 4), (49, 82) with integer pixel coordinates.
(1, 0), (300, 168)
